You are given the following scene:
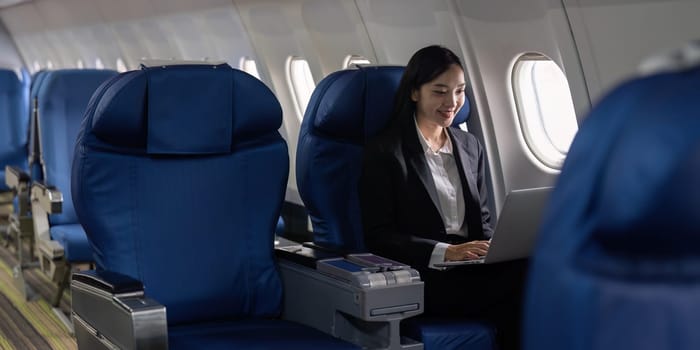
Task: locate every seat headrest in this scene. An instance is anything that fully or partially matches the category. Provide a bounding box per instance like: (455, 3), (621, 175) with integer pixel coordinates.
(561, 64), (700, 260)
(452, 97), (470, 125)
(39, 69), (118, 100)
(591, 108), (700, 258)
(309, 66), (403, 141)
(0, 69), (20, 93)
(308, 66), (471, 142)
(90, 64), (281, 154)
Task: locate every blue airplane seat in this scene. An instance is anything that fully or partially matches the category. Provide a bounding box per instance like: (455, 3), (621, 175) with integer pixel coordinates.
(297, 66), (494, 350)
(70, 64), (357, 349)
(36, 69), (118, 262)
(524, 64), (700, 350)
(30, 69), (117, 308)
(0, 69), (30, 193)
(2, 68), (34, 299)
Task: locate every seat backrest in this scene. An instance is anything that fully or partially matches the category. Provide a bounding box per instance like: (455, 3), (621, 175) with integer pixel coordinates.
(524, 64), (700, 349)
(37, 69), (117, 225)
(297, 66), (470, 251)
(72, 64), (289, 326)
(0, 69), (29, 191)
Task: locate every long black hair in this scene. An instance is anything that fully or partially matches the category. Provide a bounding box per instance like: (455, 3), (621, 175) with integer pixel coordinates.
(391, 45), (464, 125)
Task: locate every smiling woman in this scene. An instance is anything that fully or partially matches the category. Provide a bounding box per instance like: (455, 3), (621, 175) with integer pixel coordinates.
(359, 45), (528, 350)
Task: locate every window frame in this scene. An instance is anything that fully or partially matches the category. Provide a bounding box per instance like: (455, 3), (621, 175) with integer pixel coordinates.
(511, 53), (579, 170)
(116, 58), (128, 73)
(285, 56), (316, 122)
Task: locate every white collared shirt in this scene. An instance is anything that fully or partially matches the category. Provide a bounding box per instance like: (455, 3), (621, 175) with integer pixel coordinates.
(413, 119), (467, 269)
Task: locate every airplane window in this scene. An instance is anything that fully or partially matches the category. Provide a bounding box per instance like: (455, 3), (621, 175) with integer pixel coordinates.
(14, 68), (23, 81)
(95, 58), (104, 70)
(239, 57), (260, 80)
(343, 55), (371, 69)
(286, 56), (316, 121)
(116, 58), (128, 73)
(46, 60), (54, 69)
(512, 54), (578, 169)
(32, 61), (41, 73)
(77, 59), (85, 69)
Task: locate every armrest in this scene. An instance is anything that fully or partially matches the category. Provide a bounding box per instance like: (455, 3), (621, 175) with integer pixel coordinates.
(276, 244), (340, 269)
(5, 165), (30, 191)
(277, 246), (424, 349)
(72, 270), (144, 295)
(71, 270), (167, 350)
(302, 241), (348, 254)
(29, 182), (63, 258)
(30, 181), (62, 214)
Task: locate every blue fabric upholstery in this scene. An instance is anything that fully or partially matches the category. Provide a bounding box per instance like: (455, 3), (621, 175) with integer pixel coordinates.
(37, 69), (118, 226)
(73, 64), (357, 348)
(524, 65), (700, 350)
(297, 66), (491, 350)
(36, 69), (116, 265)
(49, 224), (92, 262)
(146, 67), (232, 154)
(30, 70), (49, 98)
(0, 69), (29, 192)
(297, 66), (403, 251)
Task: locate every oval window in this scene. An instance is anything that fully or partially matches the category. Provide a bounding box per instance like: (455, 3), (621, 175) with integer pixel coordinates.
(286, 56), (316, 121)
(512, 54), (578, 169)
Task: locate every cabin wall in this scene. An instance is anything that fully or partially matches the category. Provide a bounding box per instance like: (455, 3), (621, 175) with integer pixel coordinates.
(0, 21), (23, 71)
(563, 0), (700, 103)
(0, 0), (698, 214)
(233, 0), (376, 204)
(449, 0), (589, 208)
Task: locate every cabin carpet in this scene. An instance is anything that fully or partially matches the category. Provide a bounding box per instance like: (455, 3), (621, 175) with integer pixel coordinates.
(0, 246), (76, 349)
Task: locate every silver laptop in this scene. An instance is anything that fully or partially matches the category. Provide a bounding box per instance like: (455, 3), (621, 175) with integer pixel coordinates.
(434, 187), (551, 266)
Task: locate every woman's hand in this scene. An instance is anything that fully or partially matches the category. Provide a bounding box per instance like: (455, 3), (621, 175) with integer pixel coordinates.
(445, 240), (490, 261)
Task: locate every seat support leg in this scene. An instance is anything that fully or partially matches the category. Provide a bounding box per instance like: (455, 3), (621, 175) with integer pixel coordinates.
(52, 261), (71, 307)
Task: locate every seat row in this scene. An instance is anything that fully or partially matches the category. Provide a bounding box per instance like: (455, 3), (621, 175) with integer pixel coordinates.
(0, 62), (499, 349)
(4, 57), (697, 349)
(1, 69), (117, 312)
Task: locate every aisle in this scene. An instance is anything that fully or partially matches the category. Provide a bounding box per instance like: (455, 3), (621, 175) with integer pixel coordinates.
(0, 247), (76, 350)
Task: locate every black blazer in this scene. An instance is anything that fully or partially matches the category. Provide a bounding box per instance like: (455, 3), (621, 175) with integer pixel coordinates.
(359, 118), (493, 269)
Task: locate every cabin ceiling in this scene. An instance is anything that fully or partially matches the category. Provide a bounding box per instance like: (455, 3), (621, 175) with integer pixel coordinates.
(0, 0), (29, 10)
(0, 0), (256, 71)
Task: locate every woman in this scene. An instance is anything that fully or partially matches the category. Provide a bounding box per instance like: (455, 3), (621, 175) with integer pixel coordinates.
(359, 45), (526, 350)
